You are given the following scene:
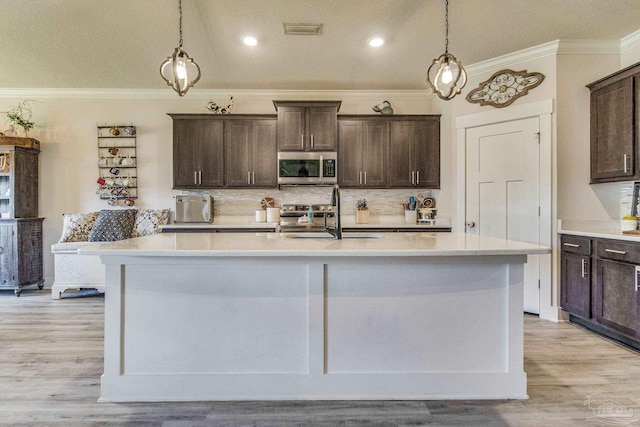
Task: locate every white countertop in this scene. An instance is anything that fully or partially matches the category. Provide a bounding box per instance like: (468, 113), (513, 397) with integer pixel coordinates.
(161, 215), (452, 230)
(80, 232), (548, 258)
(558, 219), (640, 242)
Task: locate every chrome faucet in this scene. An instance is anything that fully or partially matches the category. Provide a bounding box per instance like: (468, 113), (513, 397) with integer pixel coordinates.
(325, 184), (342, 239)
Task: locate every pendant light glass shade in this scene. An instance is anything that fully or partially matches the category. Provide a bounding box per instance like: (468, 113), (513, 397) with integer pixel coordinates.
(426, 0), (467, 100)
(426, 52), (467, 100)
(160, 0), (201, 97)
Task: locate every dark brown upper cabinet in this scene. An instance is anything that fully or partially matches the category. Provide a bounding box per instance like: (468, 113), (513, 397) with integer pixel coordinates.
(338, 119), (387, 188)
(587, 62), (640, 183)
(273, 101), (341, 151)
(225, 119), (277, 188)
(171, 117), (224, 189)
(388, 117), (440, 189)
(170, 114), (277, 189)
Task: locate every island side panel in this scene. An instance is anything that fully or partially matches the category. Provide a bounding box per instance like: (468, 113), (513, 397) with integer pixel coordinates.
(99, 255), (528, 401)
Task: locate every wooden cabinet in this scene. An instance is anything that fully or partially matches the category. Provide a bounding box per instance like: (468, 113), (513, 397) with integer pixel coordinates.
(274, 101), (341, 151)
(0, 218), (44, 296)
(560, 235), (592, 319)
(172, 118), (224, 189)
(338, 120), (387, 188)
(170, 114), (277, 189)
(388, 118), (440, 188)
(0, 145), (39, 218)
(587, 62), (640, 183)
(225, 119), (277, 187)
(593, 238), (640, 340)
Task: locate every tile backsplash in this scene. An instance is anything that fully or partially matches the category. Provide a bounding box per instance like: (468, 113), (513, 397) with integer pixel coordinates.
(182, 187), (439, 217)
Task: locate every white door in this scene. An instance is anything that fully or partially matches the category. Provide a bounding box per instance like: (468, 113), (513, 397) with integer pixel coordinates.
(465, 117), (541, 314)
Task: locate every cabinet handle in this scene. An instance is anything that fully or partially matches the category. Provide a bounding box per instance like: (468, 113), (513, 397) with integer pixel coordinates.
(624, 154), (629, 174)
(636, 266), (640, 292)
(581, 258), (588, 278)
(416, 171), (420, 185)
(359, 171), (362, 185)
(311, 134), (314, 148)
(364, 171), (367, 185)
(198, 171), (202, 185)
(247, 171), (251, 185)
(301, 134), (304, 148)
(563, 243), (580, 248)
(605, 248), (627, 255)
(411, 171), (415, 185)
(194, 171), (198, 185)
(252, 171), (255, 185)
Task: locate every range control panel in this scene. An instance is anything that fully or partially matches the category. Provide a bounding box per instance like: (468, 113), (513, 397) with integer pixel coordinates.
(280, 204), (334, 217)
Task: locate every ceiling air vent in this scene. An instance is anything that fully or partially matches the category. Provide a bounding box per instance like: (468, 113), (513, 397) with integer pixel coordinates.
(283, 23), (323, 36)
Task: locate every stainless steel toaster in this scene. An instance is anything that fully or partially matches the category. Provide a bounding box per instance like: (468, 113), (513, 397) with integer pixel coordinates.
(174, 195), (213, 223)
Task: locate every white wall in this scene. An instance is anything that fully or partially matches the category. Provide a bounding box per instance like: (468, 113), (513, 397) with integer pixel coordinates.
(0, 93), (448, 288)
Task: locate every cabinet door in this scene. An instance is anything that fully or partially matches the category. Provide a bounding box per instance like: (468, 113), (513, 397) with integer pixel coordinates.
(225, 121), (252, 187)
(251, 120), (277, 187)
(0, 223), (15, 288)
(560, 252), (591, 319)
(594, 259), (639, 339)
(173, 120), (200, 188)
(308, 107), (337, 151)
(361, 121), (387, 187)
(590, 77), (634, 182)
(13, 150), (38, 218)
(413, 120), (440, 188)
(388, 121), (414, 187)
(198, 120), (224, 187)
(277, 106), (305, 151)
(338, 121), (363, 187)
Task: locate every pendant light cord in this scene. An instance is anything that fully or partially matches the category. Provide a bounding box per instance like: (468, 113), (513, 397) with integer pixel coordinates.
(178, 0), (183, 48)
(444, 0), (449, 54)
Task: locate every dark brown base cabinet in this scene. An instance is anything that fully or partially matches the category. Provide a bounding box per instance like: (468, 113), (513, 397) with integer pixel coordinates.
(560, 234), (640, 350)
(0, 218), (44, 296)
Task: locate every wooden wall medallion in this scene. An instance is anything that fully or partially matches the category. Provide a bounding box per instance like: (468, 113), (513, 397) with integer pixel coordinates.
(466, 69), (545, 108)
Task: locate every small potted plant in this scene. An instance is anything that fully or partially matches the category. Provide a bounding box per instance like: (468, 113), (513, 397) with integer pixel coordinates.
(356, 199), (369, 224)
(2, 100), (36, 137)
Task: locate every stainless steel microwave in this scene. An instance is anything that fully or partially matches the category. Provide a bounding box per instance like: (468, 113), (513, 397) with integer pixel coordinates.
(277, 152), (337, 185)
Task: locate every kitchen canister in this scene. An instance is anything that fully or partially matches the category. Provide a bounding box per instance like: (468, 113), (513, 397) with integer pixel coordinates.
(404, 210), (417, 224)
(266, 207), (280, 223)
(621, 216), (638, 231)
(255, 209), (266, 223)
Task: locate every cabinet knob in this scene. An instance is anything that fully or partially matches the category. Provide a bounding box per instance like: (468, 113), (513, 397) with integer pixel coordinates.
(466, 221), (476, 228)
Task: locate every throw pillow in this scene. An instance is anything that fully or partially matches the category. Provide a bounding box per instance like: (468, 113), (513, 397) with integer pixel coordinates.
(58, 212), (99, 243)
(134, 208), (170, 237)
(88, 209), (137, 242)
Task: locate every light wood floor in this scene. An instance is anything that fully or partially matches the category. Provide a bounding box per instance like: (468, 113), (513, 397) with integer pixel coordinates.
(1, 290), (640, 426)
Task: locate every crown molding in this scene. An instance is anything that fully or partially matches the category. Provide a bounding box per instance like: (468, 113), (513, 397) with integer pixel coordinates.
(621, 29), (640, 54)
(465, 39), (621, 76)
(0, 88), (434, 100)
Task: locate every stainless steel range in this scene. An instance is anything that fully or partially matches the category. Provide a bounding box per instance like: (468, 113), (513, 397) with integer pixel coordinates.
(279, 203), (335, 232)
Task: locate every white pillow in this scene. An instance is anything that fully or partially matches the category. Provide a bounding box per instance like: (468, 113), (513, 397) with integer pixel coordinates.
(58, 212), (99, 243)
(134, 208), (170, 237)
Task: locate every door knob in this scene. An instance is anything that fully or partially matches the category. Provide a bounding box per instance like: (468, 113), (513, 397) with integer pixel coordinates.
(466, 221), (476, 228)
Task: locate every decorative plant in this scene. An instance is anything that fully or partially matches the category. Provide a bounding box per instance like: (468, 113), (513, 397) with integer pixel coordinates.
(2, 100), (36, 136)
(356, 199), (368, 211)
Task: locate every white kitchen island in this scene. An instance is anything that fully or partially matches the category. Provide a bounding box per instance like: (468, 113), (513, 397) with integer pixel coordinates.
(81, 232), (548, 402)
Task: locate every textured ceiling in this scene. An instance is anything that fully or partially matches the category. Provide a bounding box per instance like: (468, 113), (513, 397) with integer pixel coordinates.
(1, 0), (639, 90)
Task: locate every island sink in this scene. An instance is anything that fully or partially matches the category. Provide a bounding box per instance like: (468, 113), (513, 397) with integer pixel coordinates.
(285, 232), (384, 239)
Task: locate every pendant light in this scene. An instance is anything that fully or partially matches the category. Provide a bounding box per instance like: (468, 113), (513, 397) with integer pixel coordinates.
(160, 0), (201, 96)
(426, 0), (467, 100)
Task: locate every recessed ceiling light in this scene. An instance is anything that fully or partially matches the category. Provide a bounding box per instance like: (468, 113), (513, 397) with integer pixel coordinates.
(243, 36), (258, 46)
(369, 37), (384, 47)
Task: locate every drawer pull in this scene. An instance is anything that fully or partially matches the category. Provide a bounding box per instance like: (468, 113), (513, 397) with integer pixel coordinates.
(604, 249), (627, 255)
(563, 243), (580, 248)
(581, 259), (588, 278)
